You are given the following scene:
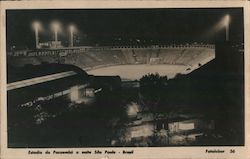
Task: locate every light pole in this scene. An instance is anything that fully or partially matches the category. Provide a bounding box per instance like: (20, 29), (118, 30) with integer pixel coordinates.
(52, 21), (60, 42)
(69, 25), (75, 47)
(32, 21), (41, 49)
(224, 14), (230, 41)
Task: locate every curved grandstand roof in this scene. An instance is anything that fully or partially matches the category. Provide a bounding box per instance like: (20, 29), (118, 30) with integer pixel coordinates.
(7, 63), (88, 83)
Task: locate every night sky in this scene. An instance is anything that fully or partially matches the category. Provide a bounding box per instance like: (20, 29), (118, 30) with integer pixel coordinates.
(6, 8), (244, 49)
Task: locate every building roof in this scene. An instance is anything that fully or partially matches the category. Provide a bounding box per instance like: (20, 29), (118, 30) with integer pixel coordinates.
(7, 64), (89, 105)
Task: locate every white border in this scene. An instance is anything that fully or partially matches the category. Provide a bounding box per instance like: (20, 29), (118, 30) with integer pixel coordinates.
(1, 1), (249, 159)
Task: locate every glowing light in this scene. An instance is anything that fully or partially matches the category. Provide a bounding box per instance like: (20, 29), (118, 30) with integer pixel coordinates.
(130, 124), (154, 138)
(32, 21), (41, 31)
(224, 14), (230, 41)
(69, 24), (76, 47)
(51, 21), (61, 42)
(32, 21), (41, 49)
(70, 86), (79, 102)
(224, 14), (230, 27)
(51, 21), (60, 31)
(179, 123), (195, 130)
(69, 25), (75, 32)
(205, 14), (231, 41)
(127, 102), (140, 117)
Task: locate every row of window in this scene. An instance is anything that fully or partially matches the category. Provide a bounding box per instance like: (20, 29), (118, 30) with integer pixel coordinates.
(18, 84), (89, 108)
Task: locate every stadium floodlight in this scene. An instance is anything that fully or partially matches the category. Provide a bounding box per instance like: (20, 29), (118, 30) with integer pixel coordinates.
(207, 14), (231, 42)
(51, 21), (60, 42)
(69, 25), (75, 47)
(32, 21), (41, 49)
(223, 14), (230, 41)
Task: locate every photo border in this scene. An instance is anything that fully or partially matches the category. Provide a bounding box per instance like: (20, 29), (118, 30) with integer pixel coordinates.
(1, 1), (249, 159)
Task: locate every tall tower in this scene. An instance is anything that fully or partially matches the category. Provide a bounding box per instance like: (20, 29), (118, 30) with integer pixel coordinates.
(224, 15), (230, 41)
(69, 25), (75, 47)
(32, 21), (40, 49)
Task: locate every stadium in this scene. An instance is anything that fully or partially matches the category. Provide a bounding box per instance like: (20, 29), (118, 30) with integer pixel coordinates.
(8, 44), (215, 80)
(6, 9), (244, 147)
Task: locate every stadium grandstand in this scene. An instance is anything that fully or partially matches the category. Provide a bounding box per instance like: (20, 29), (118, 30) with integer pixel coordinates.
(7, 44), (215, 80)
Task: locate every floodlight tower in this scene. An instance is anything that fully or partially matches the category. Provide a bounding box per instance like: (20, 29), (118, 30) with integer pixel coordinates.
(52, 21), (60, 42)
(224, 14), (230, 41)
(69, 25), (75, 47)
(32, 21), (41, 49)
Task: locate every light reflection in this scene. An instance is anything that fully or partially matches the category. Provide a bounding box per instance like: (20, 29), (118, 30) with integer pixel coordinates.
(126, 102), (140, 117)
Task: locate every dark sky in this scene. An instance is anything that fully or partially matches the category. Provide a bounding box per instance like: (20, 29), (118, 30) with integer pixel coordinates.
(6, 8), (244, 49)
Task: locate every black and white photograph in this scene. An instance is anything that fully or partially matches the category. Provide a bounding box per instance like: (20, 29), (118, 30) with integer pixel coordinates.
(4, 6), (245, 150)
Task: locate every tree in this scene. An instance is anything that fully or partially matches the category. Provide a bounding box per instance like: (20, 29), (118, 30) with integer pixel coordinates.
(139, 73), (168, 111)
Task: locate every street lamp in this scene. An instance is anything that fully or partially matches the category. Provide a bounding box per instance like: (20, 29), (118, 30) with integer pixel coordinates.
(51, 21), (60, 42)
(69, 25), (75, 47)
(32, 21), (41, 49)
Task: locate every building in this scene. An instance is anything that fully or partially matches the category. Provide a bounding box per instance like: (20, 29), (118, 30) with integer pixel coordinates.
(7, 63), (91, 126)
(39, 41), (63, 49)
